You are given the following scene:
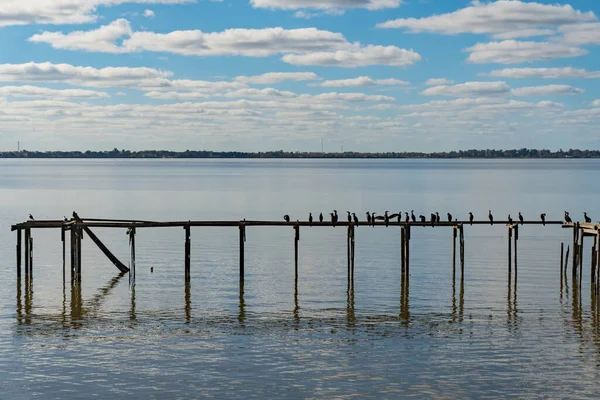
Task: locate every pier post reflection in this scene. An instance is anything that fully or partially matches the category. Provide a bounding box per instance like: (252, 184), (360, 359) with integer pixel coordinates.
(294, 280), (301, 327)
(184, 280), (191, 323)
(70, 281), (83, 328)
(16, 276), (23, 325)
(346, 280), (355, 327)
(507, 279), (518, 330)
(400, 267), (410, 324)
(130, 281), (136, 321)
(571, 274), (583, 335)
(451, 277), (464, 323)
(238, 278), (245, 325)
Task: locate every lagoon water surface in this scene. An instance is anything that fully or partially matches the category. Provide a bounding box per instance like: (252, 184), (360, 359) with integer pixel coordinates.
(1, 159), (600, 398)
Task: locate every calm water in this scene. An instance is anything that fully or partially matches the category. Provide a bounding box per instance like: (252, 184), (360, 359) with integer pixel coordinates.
(1, 159), (600, 399)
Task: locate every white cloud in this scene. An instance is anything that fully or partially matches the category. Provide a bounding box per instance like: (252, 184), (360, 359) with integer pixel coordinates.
(592, 100), (600, 107)
(376, 1), (595, 35)
(124, 27), (349, 56)
(491, 28), (556, 40)
(465, 40), (587, 64)
(251, 0), (401, 11)
(222, 88), (298, 99)
(29, 19), (133, 53)
(425, 78), (453, 86)
(485, 67), (600, 79)
(0, 0), (192, 28)
(315, 76), (408, 87)
(0, 85), (109, 98)
(421, 81), (511, 97)
(282, 45), (421, 67)
(235, 72), (319, 84)
(28, 22), (421, 68)
(559, 22), (600, 45)
(0, 62), (172, 88)
(512, 85), (584, 96)
(302, 92), (395, 102)
(144, 91), (210, 100)
(143, 9), (156, 18)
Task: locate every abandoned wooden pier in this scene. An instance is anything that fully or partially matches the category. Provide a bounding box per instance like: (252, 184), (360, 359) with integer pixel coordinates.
(11, 214), (600, 296)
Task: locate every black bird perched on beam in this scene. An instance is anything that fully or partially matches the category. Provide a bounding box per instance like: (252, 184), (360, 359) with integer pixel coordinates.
(436, 212), (440, 223)
(284, 215), (290, 223)
(518, 212), (524, 225)
(488, 210), (494, 226)
(540, 213), (546, 226)
(419, 215), (426, 223)
(405, 212), (410, 223)
(508, 214), (513, 224)
(63, 216), (69, 222)
(366, 212), (372, 226)
(347, 211), (352, 224)
(397, 212), (402, 223)
(447, 213), (452, 223)
(584, 212), (592, 223)
(319, 213), (323, 223)
(353, 213), (359, 226)
(430, 213), (436, 227)
(28, 214), (34, 220)
(411, 210), (416, 223)
(384, 211), (390, 227)
(564, 211), (572, 223)
(331, 210), (338, 227)
(469, 212), (474, 225)
(309, 213), (313, 226)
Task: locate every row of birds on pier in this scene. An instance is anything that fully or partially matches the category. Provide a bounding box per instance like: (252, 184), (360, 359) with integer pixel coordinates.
(283, 210), (594, 226)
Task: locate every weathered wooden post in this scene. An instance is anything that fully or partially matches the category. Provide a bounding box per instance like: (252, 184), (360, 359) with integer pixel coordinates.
(514, 224), (518, 279)
(351, 225), (355, 281)
(347, 224), (351, 281)
(405, 225), (411, 279)
(294, 223), (300, 282)
(592, 235), (597, 286)
(452, 226), (457, 281)
(61, 226), (66, 283)
(184, 224), (191, 282)
(70, 227), (76, 282)
(564, 245), (570, 278)
(579, 231), (584, 286)
(129, 225), (136, 280)
(16, 229), (22, 278)
(400, 226), (406, 277)
(24, 228), (30, 278)
(76, 226), (82, 283)
(239, 223), (246, 280)
(508, 226), (513, 281)
(573, 223), (579, 277)
(560, 242), (564, 277)
(459, 224), (465, 279)
(29, 235), (34, 278)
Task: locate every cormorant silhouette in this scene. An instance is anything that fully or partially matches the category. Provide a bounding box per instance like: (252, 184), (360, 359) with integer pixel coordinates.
(63, 216), (69, 222)
(366, 212), (372, 226)
(430, 213), (436, 227)
(347, 211), (352, 224)
(29, 214), (34, 220)
(436, 212), (440, 223)
(508, 214), (513, 224)
(405, 212), (410, 223)
(332, 210), (338, 227)
(319, 213), (324, 223)
(419, 215), (426, 223)
(540, 213), (546, 226)
(411, 210), (416, 223)
(353, 213), (359, 226)
(469, 212), (474, 225)
(518, 212), (524, 225)
(564, 211), (572, 224)
(447, 213), (452, 222)
(309, 213), (313, 226)
(384, 211), (390, 227)
(488, 210), (494, 225)
(284, 215), (290, 223)
(584, 212), (592, 223)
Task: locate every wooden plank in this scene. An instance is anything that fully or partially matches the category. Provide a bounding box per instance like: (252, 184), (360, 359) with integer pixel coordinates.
(80, 225), (129, 273)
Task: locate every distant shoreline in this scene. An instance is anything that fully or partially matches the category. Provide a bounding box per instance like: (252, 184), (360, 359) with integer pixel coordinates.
(1, 149), (599, 159)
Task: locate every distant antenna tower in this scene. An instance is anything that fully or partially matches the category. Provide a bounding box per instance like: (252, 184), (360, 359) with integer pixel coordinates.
(17, 141), (20, 152)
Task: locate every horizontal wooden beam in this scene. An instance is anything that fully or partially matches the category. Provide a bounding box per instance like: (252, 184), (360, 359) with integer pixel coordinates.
(12, 219), (568, 231)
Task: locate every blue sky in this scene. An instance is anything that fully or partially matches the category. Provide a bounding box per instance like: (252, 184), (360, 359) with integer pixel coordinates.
(1, 0), (600, 152)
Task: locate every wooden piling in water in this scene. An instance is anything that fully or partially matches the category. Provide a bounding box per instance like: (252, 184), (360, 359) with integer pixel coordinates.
(514, 224), (518, 279)
(130, 226), (136, 280)
(29, 235), (33, 279)
(16, 229), (22, 278)
(564, 245), (570, 278)
(239, 223), (245, 280)
(294, 223), (300, 282)
(24, 228), (30, 278)
(452, 227), (457, 281)
(459, 225), (465, 279)
(560, 242), (564, 277)
(579, 231), (584, 286)
(508, 226), (512, 281)
(184, 225), (191, 282)
(61, 227), (66, 283)
(405, 225), (411, 279)
(350, 224), (355, 282)
(573, 224), (579, 277)
(347, 225), (351, 281)
(70, 227), (76, 282)
(400, 227), (405, 276)
(76, 226), (82, 283)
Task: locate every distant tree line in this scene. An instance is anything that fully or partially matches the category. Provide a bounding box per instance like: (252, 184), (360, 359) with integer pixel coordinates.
(1, 148), (600, 159)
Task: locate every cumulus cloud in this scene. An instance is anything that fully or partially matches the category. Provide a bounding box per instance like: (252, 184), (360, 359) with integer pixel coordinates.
(425, 78), (453, 86)
(0, 85), (110, 98)
(251, 0), (401, 10)
(28, 22), (422, 67)
(143, 9), (156, 18)
(29, 19), (133, 53)
(591, 100), (600, 107)
(485, 67), (600, 79)
(315, 76), (408, 87)
(559, 22), (600, 45)
(465, 40), (587, 64)
(0, 0), (192, 28)
(512, 85), (584, 96)
(421, 81), (511, 97)
(376, 1), (595, 35)
(235, 72), (319, 84)
(282, 45), (421, 67)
